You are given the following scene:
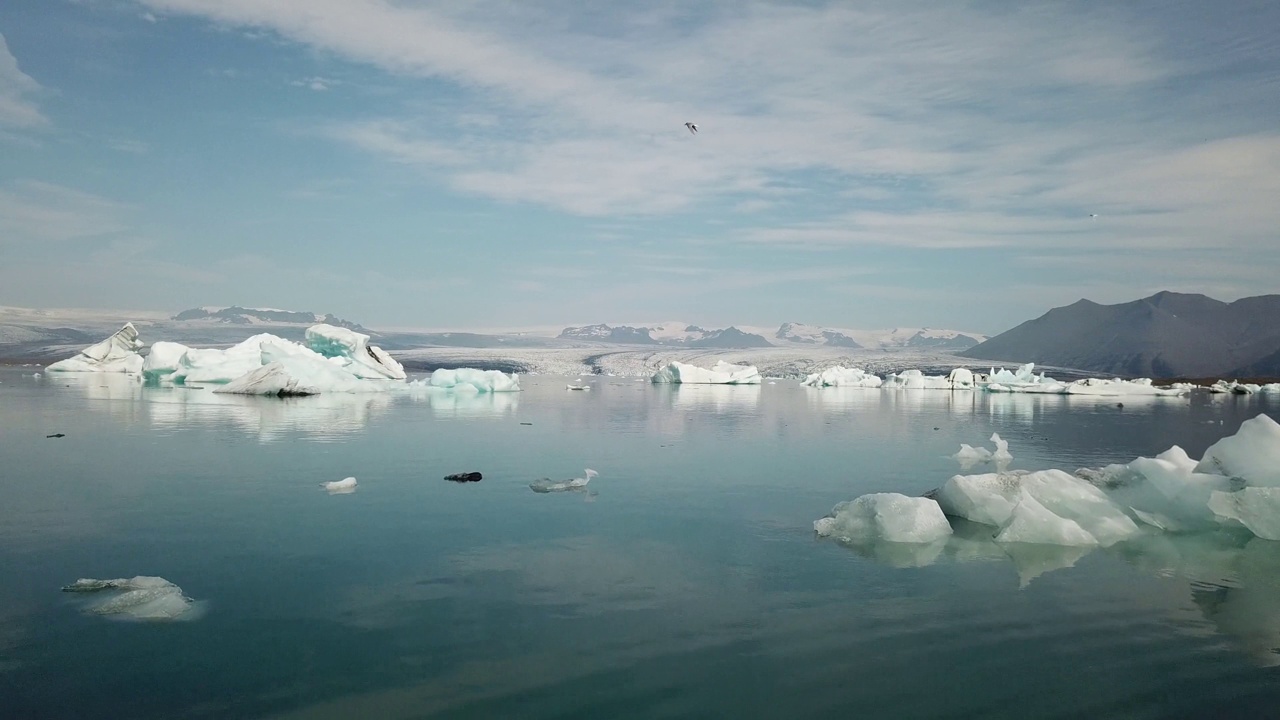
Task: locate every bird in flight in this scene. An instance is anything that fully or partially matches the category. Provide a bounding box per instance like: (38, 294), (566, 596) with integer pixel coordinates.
(685, 122), (698, 135)
(1089, 214), (1099, 219)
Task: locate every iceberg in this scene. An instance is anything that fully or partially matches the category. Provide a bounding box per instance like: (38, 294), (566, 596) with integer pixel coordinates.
(322, 476), (358, 493)
(1210, 380), (1260, 394)
(410, 368), (521, 393)
(814, 493), (952, 544)
(46, 323), (145, 374)
(951, 433), (1012, 471)
(1195, 414), (1280, 487)
(1208, 488), (1280, 540)
(61, 576), (197, 620)
(800, 366), (882, 388)
(995, 491), (1099, 546)
(141, 341), (191, 379)
(168, 333), (297, 384)
(881, 369), (955, 390)
(304, 324), (405, 380)
(650, 360), (761, 385)
(1063, 377), (1187, 397)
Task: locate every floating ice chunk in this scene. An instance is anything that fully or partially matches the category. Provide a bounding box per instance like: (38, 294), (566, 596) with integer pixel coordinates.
(948, 367), (975, 388)
(990, 433), (1012, 469)
(529, 469), (598, 493)
(566, 383), (591, 391)
(953, 444), (993, 470)
(996, 491), (1099, 546)
(800, 366), (882, 388)
(214, 353), (398, 396)
(46, 323), (145, 374)
(1210, 380), (1260, 395)
(61, 576), (196, 620)
(1064, 377), (1188, 397)
(651, 360), (761, 385)
(1195, 414), (1280, 487)
(937, 471), (1023, 526)
(169, 333), (290, 384)
(410, 368), (521, 393)
(322, 476), (358, 493)
(938, 468), (1138, 546)
(813, 493), (953, 544)
(1117, 446), (1234, 530)
(304, 324), (405, 380)
(881, 369), (960, 390)
(1208, 488), (1280, 540)
(142, 341), (192, 380)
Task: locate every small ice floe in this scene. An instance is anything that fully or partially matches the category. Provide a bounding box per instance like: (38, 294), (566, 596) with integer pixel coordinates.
(952, 433), (1013, 471)
(566, 384), (591, 391)
(444, 471), (482, 483)
(32, 372), (42, 379)
(814, 493), (952, 544)
(530, 469), (598, 493)
(61, 576), (198, 620)
(322, 476), (358, 494)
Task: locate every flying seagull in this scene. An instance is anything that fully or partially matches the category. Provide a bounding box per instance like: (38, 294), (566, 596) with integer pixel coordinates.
(1089, 214), (1099, 219)
(685, 122), (698, 135)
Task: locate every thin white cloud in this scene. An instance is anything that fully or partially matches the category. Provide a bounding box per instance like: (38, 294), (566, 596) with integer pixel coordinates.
(0, 33), (46, 130)
(291, 75), (337, 91)
(0, 180), (129, 242)
(135, 0), (1280, 257)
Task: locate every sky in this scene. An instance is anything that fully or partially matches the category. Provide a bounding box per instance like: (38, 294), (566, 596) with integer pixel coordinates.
(1, 0), (1278, 334)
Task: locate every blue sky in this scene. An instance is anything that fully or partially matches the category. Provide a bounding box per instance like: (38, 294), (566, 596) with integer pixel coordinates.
(1, 0), (1278, 334)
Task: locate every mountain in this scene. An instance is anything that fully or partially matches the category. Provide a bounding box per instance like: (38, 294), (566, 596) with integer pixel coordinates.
(557, 323), (772, 348)
(172, 306), (370, 333)
(689, 327), (774, 348)
(775, 322), (863, 348)
(961, 291), (1280, 377)
(557, 323), (660, 344)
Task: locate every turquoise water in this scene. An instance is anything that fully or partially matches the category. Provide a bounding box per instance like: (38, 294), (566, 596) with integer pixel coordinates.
(2, 367), (1279, 719)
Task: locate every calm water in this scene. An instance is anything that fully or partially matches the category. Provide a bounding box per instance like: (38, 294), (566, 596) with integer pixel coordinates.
(2, 366), (1279, 719)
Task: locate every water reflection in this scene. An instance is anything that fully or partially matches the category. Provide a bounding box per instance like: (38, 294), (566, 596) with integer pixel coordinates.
(146, 388), (393, 442)
(404, 387), (519, 417)
(666, 384), (762, 412)
(829, 526), (1280, 666)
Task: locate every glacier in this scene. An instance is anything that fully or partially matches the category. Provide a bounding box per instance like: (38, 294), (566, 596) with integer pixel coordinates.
(46, 323), (145, 374)
(650, 360), (762, 384)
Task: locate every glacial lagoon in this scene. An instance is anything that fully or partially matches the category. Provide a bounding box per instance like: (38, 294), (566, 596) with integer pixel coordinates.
(2, 366), (1279, 718)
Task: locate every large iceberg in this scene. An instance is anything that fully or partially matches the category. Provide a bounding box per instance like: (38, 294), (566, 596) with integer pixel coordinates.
(1195, 414), (1280, 487)
(801, 366), (882, 388)
(46, 323), (144, 374)
(650, 360), (761, 385)
(978, 363), (1185, 397)
(304, 324), (405, 380)
(410, 368), (521, 393)
(881, 369), (956, 390)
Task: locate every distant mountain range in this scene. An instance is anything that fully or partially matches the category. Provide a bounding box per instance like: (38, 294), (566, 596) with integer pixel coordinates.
(557, 322), (985, 350)
(172, 306), (370, 333)
(558, 323), (774, 348)
(961, 291), (1280, 378)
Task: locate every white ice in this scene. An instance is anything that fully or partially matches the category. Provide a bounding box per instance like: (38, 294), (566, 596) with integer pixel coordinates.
(530, 469), (598, 493)
(814, 493), (952, 544)
(410, 368), (522, 393)
(995, 491), (1100, 546)
(142, 340), (191, 379)
(1208, 488), (1280, 540)
(800, 366), (882, 388)
(61, 576), (196, 620)
(881, 369), (954, 390)
(1195, 414), (1280, 487)
(322, 476), (358, 493)
(951, 433), (1012, 471)
(304, 324), (406, 380)
(651, 360), (762, 385)
(46, 323), (145, 374)
(1210, 380), (1260, 394)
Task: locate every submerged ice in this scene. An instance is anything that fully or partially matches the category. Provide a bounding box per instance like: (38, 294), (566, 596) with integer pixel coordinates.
(530, 469), (598, 493)
(61, 576), (196, 620)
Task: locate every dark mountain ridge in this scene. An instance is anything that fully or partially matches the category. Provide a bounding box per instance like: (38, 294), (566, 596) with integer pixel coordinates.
(961, 291), (1280, 377)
